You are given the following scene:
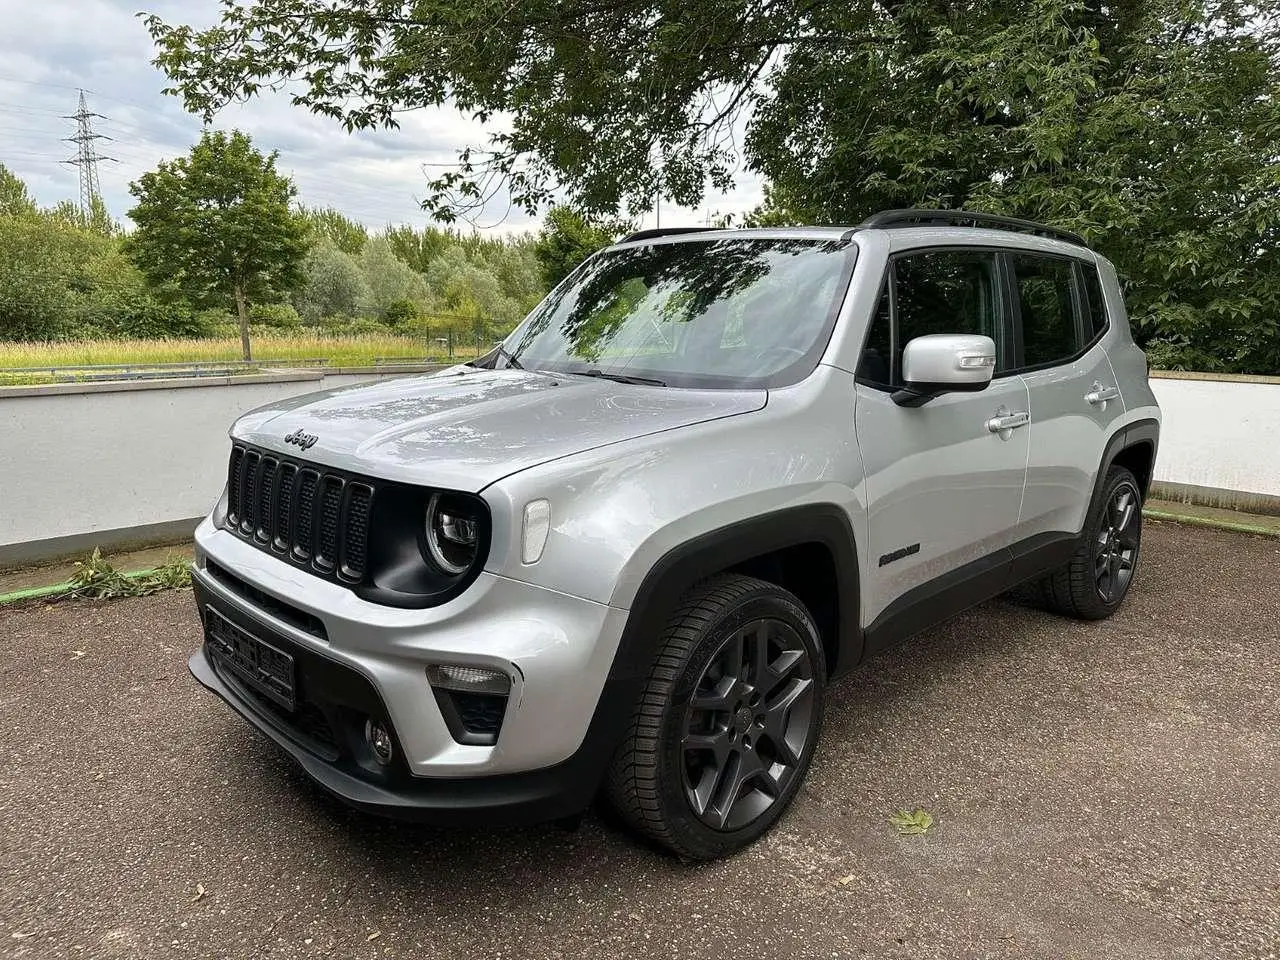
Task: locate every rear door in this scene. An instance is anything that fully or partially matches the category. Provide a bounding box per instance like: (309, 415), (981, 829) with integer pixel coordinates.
(855, 247), (1030, 626)
(1010, 253), (1126, 543)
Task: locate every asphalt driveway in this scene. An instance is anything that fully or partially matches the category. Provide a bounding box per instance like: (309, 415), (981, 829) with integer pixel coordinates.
(1, 521), (1277, 959)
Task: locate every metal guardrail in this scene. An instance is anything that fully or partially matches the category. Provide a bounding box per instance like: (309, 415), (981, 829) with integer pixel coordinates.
(0, 356), (460, 385)
(0, 358), (332, 375)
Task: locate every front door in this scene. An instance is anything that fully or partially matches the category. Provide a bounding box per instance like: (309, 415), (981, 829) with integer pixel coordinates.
(854, 247), (1030, 628)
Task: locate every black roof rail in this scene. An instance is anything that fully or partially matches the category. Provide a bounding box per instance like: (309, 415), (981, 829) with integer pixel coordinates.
(618, 226), (719, 244)
(857, 208), (1086, 247)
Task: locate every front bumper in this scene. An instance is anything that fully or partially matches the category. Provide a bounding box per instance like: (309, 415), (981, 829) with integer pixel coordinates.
(189, 518), (635, 821)
(189, 644), (608, 824)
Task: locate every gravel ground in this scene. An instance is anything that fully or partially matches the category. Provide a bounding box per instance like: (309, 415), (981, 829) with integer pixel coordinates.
(1, 520), (1277, 960)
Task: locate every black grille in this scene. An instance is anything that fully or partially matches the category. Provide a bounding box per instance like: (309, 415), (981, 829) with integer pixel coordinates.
(205, 560), (327, 639)
(224, 442), (378, 585)
(454, 692), (507, 738)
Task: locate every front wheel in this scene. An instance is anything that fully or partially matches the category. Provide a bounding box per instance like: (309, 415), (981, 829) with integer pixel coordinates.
(1038, 465), (1144, 620)
(606, 574), (826, 860)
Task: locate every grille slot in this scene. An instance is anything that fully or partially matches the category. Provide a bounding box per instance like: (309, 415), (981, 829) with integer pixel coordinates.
(222, 443), (376, 586)
(240, 449), (261, 535)
(341, 484), (373, 579)
(315, 476), (343, 571)
(294, 469), (319, 561)
(273, 463), (297, 553)
(256, 457), (277, 543)
(227, 446), (244, 525)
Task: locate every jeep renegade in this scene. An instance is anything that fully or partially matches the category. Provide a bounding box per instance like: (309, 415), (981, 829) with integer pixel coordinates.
(189, 209), (1160, 860)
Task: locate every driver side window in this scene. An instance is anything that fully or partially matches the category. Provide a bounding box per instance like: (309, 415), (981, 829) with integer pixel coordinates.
(857, 250), (1002, 388)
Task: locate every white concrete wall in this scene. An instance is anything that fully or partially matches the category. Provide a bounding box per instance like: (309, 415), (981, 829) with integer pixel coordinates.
(1149, 373), (1280, 499)
(0, 367), (441, 557)
(1, 366), (1276, 562)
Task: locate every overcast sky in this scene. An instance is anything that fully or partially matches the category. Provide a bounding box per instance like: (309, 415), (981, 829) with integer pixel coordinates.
(0, 0), (765, 234)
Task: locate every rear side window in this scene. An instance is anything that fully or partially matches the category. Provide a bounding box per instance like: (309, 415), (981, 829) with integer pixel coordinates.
(1010, 254), (1081, 368)
(1079, 264), (1110, 338)
(857, 249), (1001, 387)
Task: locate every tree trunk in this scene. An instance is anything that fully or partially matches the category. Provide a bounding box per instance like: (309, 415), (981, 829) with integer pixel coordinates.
(233, 284), (252, 362)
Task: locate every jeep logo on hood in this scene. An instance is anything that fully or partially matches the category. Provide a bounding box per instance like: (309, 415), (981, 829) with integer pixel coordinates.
(284, 429), (319, 450)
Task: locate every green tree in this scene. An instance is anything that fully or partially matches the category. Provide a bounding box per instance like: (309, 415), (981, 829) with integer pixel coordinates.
(294, 237), (370, 321)
(148, 0), (1280, 373)
(127, 129), (309, 360)
(298, 205), (368, 255)
(383, 224), (454, 273)
(532, 207), (628, 288)
(357, 236), (428, 319)
(425, 245), (521, 328)
(0, 216), (90, 340)
(0, 164), (36, 219)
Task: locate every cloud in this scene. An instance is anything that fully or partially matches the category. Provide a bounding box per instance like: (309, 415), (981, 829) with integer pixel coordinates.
(0, 0), (763, 233)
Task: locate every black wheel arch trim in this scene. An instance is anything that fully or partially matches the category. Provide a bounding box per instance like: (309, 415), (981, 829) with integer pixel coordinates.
(611, 503), (863, 682)
(556, 504), (863, 811)
(1096, 417), (1160, 503)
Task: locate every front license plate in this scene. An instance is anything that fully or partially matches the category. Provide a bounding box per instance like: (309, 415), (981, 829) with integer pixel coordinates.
(205, 606), (296, 711)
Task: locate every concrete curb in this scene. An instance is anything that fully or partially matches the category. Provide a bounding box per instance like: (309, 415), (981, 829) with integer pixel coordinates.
(1143, 508), (1280, 539)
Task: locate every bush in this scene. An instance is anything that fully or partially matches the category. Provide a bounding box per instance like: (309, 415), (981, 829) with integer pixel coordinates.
(398, 315), (436, 339)
(108, 300), (208, 339)
(383, 298), (420, 327)
(249, 302), (303, 328)
(343, 317), (392, 335)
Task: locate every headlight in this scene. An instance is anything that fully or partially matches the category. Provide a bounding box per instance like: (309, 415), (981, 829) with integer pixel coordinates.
(424, 491), (483, 575)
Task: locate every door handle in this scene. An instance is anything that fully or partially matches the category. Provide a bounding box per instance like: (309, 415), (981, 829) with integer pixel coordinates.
(1085, 382), (1120, 405)
(986, 410), (1029, 435)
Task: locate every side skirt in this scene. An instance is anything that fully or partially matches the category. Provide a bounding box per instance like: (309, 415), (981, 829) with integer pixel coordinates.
(861, 532), (1079, 657)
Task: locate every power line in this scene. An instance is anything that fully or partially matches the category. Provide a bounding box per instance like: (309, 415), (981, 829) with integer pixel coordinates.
(62, 89), (117, 216)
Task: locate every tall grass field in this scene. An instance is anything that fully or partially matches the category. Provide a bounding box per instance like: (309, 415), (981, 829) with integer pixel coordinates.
(0, 334), (485, 385)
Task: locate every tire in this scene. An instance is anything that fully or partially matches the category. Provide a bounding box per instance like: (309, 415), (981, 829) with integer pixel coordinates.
(606, 574), (826, 860)
(1037, 465), (1144, 620)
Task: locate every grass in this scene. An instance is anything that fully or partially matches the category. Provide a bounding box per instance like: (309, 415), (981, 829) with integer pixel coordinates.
(0, 333), (486, 385)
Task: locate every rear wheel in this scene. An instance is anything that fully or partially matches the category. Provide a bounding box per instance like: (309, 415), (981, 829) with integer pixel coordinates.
(1037, 465), (1144, 619)
(606, 574), (825, 860)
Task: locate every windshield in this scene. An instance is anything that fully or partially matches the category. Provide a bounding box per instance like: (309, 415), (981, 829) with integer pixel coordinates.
(497, 237), (856, 389)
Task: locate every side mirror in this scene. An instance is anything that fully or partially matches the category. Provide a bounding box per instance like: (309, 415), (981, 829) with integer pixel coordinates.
(892, 334), (996, 408)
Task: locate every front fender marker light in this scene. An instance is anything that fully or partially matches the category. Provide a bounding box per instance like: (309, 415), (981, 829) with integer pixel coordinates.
(522, 499), (551, 564)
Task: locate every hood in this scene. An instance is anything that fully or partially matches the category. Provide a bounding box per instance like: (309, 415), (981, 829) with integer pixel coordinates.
(231, 368), (766, 492)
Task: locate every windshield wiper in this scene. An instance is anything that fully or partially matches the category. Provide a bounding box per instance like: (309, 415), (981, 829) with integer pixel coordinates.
(571, 369), (667, 387)
(470, 345), (522, 370)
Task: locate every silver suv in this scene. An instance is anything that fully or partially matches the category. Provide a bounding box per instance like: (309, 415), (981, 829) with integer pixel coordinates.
(189, 210), (1160, 860)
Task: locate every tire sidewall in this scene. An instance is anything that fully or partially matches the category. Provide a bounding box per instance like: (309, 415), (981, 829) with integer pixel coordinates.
(654, 589), (826, 859)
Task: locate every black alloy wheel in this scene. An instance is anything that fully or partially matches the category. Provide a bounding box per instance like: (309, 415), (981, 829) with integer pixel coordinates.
(1095, 480), (1141, 603)
(607, 574), (826, 860)
(681, 618), (817, 831)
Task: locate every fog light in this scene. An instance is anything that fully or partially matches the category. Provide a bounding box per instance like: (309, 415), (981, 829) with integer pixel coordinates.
(364, 717), (394, 765)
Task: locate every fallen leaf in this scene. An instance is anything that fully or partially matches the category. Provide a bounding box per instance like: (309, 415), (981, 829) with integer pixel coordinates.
(367, 932), (381, 942)
(889, 809), (935, 836)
